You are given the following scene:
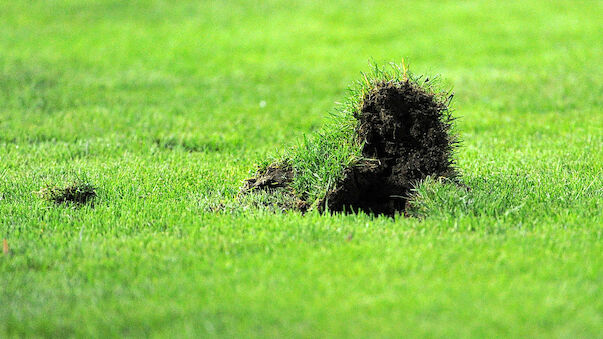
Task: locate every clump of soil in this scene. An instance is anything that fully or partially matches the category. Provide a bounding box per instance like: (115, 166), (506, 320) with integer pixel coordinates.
(324, 80), (456, 216)
(243, 78), (457, 216)
(241, 164), (309, 212)
(243, 164), (294, 192)
(37, 181), (97, 205)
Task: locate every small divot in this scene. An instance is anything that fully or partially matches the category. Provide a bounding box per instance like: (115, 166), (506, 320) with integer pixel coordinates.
(37, 181), (97, 205)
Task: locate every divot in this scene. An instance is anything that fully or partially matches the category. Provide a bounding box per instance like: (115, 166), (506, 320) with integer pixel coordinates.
(37, 181), (97, 205)
(242, 63), (458, 216)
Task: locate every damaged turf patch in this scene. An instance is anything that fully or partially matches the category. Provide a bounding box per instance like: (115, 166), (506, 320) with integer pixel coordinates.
(37, 179), (97, 205)
(243, 164), (294, 191)
(242, 62), (458, 216)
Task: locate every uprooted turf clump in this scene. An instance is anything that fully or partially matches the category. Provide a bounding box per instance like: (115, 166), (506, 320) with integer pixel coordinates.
(326, 79), (456, 215)
(242, 63), (458, 216)
(38, 180), (97, 205)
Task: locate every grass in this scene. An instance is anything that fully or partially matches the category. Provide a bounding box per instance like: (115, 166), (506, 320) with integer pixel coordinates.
(1, 0), (602, 337)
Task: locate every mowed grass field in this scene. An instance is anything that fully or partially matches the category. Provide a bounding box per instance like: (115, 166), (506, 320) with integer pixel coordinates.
(1, 0), (602, 337)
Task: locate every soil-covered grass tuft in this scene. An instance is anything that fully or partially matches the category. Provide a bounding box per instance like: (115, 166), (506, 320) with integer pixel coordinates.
(242, 63), (458, 216)
(37, 180), (97, 205)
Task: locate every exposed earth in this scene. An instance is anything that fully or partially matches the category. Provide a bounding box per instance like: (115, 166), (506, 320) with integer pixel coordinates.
(244, 79), (457, 216)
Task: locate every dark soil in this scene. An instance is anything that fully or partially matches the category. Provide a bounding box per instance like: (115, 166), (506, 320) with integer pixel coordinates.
(38, 182), (97, 205)
(325, 80), (456, 216)
(244, 79), (456, 216)
(242, 164), (309, 212)
(242, 164), (294, 192)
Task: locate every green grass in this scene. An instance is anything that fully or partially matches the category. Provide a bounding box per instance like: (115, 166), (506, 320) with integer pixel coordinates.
(1, 0), (602, 337)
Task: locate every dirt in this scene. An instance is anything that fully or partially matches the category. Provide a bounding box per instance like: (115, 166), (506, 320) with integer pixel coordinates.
(242, 164), (294, 192)
(244, 79), (456, 216)
(241, 164), (310, 212)
(323, 80), (456, 216)
(38, 182), (97, 205)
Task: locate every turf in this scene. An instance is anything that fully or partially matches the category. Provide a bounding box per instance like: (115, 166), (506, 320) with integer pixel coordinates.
(1, 0), (602, 337)
(243, 64), (457, 215)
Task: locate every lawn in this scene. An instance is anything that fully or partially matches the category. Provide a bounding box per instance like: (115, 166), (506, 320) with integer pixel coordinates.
(1, 0), (602, 337)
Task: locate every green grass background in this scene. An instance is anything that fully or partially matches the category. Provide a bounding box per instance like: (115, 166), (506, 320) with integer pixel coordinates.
(1, 0), (602, 337)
